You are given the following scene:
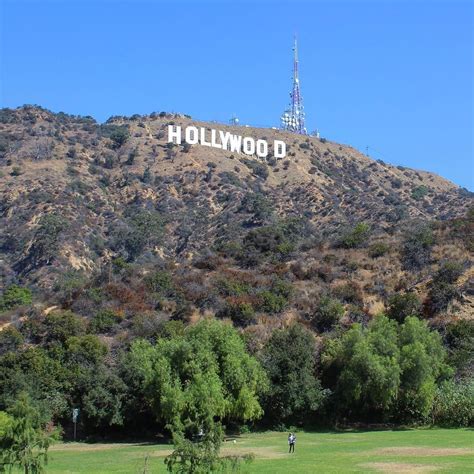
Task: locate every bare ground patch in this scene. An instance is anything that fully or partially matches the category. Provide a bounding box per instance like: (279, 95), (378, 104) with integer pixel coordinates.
(50, 443), (168, 453)
(360, 462), (440, 473)
(372, 447), (473, 457)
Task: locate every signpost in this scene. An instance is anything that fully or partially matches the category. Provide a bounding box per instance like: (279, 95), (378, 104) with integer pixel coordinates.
(72, 408), (79, 441)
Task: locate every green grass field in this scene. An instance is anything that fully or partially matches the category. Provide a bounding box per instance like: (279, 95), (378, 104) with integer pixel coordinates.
(43, 429), (473, 473)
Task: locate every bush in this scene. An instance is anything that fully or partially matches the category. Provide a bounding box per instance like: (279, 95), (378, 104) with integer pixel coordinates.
(145, 270), (174, 297)
(432, 378), (474, 427)
(0, 285), (32, 312)
(387, 292), (421, 323)
(368, 242), (390, 258)
(311, 296), (344, 332)
(337, 223), (370, 249)
(445, 320), (474, 375)
(220, 301), (255, 327)
(90, 309), (121, 333)
(411, 185), (429, 201)
(402, 222), (435, 270)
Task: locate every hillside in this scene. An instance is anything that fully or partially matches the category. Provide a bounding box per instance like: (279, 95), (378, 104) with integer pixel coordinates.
(0, 104), (472, 326)
(0, 104), (473, 441)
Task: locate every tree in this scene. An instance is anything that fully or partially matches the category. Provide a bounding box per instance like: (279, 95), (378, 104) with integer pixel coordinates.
(127, 320), (267, 472)
(322, 316), (400, 419)
(0, 393), (59, 474)
(398, 317), (451, 420)
(260, 324), (327, 425)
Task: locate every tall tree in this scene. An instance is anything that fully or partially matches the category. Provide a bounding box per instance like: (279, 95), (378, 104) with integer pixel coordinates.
(0, 393), (59, 474)
(127, 319), (267, 472)
(260, 324), (327, 425)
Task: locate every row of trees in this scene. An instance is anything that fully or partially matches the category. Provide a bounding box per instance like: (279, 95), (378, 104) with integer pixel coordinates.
(1, 313), (472, 472)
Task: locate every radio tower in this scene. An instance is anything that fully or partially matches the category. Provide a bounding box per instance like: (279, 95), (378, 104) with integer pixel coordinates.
(281, 36), (307, 134)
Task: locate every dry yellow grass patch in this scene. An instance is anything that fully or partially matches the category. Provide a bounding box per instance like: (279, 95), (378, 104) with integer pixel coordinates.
(361, 462), (440, 473)
(372, 447), (473, 457)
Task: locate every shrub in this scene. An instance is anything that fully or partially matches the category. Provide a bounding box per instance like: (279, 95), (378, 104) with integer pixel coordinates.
(257, 291), (287, 314)
(337, 222), (370, 249)
(368, 242), (390, 258)
(431, 378), (474, 427)
(100, 124), (130, 149)
(0, 285), (32, 312)
(426, 262), (463, 314)
(411, 185), (429, 201)
(145, 270), (174, 297)
(311, 296), (344, 332)
(220, 301), (256, 327)
(90, 309), (121, 333)
(402, 222), (435, 270)
(387, 292), (421, 323)
(445, 320), (474, 374)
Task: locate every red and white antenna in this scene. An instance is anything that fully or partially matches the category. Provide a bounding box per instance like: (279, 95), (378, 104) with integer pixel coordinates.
(281, 35), (307, 134)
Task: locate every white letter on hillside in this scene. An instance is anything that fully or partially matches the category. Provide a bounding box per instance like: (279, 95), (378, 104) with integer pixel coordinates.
(256, 139), (268, 158)
(168, 125), (182, 144)
(229, 134), (242, 153)
(243, 137), (256, 155)
(274, 140), (286, 158)
(200, 127), (211, 146)
(211, 129), (222, 149)
(185, 126), (199, 144)
(219, 131), (231, 151)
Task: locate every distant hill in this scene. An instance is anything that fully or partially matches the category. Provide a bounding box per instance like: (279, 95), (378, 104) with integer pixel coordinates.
(0, 105), (472, 328)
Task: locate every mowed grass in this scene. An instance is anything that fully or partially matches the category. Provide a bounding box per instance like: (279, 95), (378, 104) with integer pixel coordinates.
(43, 429), (473, 473)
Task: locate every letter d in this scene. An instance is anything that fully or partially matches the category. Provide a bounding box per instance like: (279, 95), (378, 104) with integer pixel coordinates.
(274, 140), (286, 158)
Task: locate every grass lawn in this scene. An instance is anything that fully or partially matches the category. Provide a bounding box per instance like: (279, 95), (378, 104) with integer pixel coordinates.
(43, 429), (473, 473)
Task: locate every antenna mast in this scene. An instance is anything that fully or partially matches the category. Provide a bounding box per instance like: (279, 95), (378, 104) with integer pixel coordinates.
(281, 35), (307, 134)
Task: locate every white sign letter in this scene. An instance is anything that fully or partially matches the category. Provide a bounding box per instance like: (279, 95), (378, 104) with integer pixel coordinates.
(168, 125), (182, 145)
(229, 134), (242, 153)
(185, 126), (199, 144)
(256, 139), (268, 158)
(274, 140), (286, 158)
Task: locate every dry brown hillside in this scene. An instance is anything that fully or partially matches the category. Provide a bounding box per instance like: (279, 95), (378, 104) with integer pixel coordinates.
(0, 105), (472, 330)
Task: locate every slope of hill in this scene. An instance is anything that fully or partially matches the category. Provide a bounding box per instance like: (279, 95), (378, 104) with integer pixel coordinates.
(0, 104), (472, 326)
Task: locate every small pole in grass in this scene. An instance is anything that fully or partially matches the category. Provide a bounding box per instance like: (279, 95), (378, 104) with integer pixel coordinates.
(72, 408), (79, 441)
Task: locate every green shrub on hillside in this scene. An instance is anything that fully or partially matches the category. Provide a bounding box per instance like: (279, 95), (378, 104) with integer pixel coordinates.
(337, 222), (371, 249)
(0, 285), (32, 312)
(387, 292), (421, 323)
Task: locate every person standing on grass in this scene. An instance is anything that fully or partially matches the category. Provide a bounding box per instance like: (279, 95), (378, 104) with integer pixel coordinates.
(288, 433), (296, 453)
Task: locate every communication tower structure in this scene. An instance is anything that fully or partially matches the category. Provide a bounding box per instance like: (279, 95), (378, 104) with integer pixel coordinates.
(229, 115), (240, 126)
(281, 36), (307, 134)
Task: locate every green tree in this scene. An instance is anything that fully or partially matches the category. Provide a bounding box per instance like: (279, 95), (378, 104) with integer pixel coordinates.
(322, 316), (400, 419)
(260, 324), (327, 425)
(127, 320), (267, 472)
(0, 393), (59, 474)
(398, 316), (451, 420)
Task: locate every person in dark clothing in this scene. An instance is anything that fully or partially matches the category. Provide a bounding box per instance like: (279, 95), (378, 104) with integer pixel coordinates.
(288, 433), (295, 453)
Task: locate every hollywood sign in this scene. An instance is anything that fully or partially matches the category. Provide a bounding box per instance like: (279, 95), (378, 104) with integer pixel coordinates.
(168, 125), (287, 159)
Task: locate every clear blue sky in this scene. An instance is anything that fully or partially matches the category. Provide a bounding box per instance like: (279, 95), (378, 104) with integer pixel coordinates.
(1, 0), (473, 189)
